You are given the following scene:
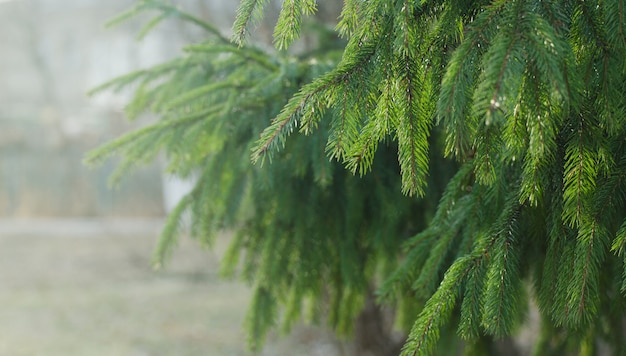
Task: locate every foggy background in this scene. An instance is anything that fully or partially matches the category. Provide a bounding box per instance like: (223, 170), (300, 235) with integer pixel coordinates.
(0, 0), (239, 216)
(0, 1), (343, 355)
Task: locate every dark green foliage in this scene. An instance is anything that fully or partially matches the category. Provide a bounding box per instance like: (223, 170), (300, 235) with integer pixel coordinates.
(242, 0), (626, 354)
(92, 0), (626, 354)
(88, 1), (456, 351)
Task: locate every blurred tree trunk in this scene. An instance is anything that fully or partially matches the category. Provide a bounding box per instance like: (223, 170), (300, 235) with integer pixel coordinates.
(353, 290), (405, 356)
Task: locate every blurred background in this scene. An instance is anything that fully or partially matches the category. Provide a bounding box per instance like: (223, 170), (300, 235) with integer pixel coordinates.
(0, 0), (342, 354)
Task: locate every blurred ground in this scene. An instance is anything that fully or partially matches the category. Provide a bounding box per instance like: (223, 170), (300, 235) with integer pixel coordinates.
(0, 219), (342, 356)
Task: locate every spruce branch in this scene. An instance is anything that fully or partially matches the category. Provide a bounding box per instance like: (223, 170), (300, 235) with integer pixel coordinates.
(378, 230), (436, 301)
(523, 11), (569, 97)
(84, 106), (221, 167)
(345, 30), (396, 175)
(325, 78), (354, 162)
(565, 217), (608, 326)
(437, 0), (506, 161)
(184, 44), (278, 71)
(106, 1), (229, 43)
(563, 158), (622, 324)
(91, 1), (626, 353)
(396, 56), (431, 196)
(574, 0), (609, 52)
(471, 28), (524, 129)
(103, 1), (149, 28)
(401, 256), (475, 356)
(562, 115), (598, 228)
(611, 220), (626, 257)
(481, 209), (523, 337)
(147, 1), (229, 43)
(105, 132), (173, 187)
(246, 286), (278, 351)
(437, 46), (478, 160)
(87, 57), (188, 96)
(153, 193), (192, 269)
(273, 0), (318, 50)
(615, 221), (626, 294)
(411, 221), (461, 298)
(336, 0), (361, 38)
(458, 258), (486, 340)
(250, 88), (318, 164)
(345, 116), (382, 175)
(472, 124), (501, 185)
(429, 162), (476, 228)
(251, 41), (378, 163)
(394, 0), (432, 197)
(163, 81), (249, 110)
(409, 193), (480, 300)
(404, 189), (521, 353)
(517, 65), (560, 206)
(135, 12), (169, 40)
(232, 0), (269, 46)
(604, 0), (626, 48)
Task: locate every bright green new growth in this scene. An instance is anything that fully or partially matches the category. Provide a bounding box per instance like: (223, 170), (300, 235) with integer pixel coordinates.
(91, 0), (626, 354)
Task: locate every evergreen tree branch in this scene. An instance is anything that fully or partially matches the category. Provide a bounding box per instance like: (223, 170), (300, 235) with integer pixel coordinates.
(325, 77), (354, 162)
(562, 115), (598, 227)
(471, 23), (524, 128)
(273, 0), (317, 50)
(517, 64), (559, 206)
(232, 0), (269, 46)
(147, 1), (229, 43)
(564, 152), (624, 325)
(163, 81), (249, 110)
(604, 0), (626, 48)
(411, 217), (462, 298)
(84, 106), (221, 166)
(404, 190), (523, 354)
(458, 257), (487, 340)
(395, 2), (432, 196)
(336, 0), (361, 38)
(438, 0), (515, 161)
(401, 256), (475, 356)
(616, 221), (626, 294)
(345, 19), (396, 175)
(396, 57), (431, 196)
(575, 0), (609, 52)
(481, 202), (523, 337)
(245, 286), (278, 351)
(566, 217), (608, 326)
(152, 193), (192, 269)
(378, 230), (436, 301)
(106, 1), (229, 43)
(91, 1), (626, 353)
(611, 220), (626, 257)
(345, 115), (382, 175)
(251, 42), (378, 163)
(537, 138), (572, 322)
(184, 44), (278, 71)
(87, 57), (188, 96)
(136, 12), (169, 40)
